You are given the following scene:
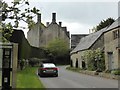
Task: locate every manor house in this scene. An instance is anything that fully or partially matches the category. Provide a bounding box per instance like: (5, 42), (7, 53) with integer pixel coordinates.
(27, 13), (70, 48)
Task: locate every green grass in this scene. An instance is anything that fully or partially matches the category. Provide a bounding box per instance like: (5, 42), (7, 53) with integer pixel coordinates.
(17, 67), (45, 88)
(111, 69), (120, 75)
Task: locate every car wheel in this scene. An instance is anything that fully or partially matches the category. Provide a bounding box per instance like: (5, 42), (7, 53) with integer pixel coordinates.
(55, 74), (58, 77)
(40, 74), (44, 77)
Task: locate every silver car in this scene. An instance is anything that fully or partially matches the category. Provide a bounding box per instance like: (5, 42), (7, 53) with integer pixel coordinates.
(38, 63), (58, 77)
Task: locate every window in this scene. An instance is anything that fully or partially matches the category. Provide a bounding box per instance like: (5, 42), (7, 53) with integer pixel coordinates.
(113, 29), (119, 39)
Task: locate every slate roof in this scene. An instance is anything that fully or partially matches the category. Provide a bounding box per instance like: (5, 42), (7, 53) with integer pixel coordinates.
(71, 17), (120, 54)
(71, 27), (108, 54)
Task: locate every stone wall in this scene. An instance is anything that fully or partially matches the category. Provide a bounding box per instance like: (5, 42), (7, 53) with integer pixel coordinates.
(38, 23), (69, 47)
(10, 30), (47, 60)
(27, 23), (46, 47)
(27, 24), (39, 47)
(71, 51), (86, 68)
(104, 28), (120, 70)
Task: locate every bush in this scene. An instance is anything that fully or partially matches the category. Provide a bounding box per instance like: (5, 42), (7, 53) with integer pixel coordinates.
(82, 48), (105, 71)
(19, 59), (25, 70)
(29, 58), (41, 67)
(111, 69), (120, 75)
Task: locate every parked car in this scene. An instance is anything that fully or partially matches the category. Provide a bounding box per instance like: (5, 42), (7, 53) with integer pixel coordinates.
(38, 63), (58, 77)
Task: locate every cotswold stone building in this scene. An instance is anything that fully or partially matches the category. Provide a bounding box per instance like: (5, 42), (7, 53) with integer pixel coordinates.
(71, 17), (120, 70)
(104, 17), (120, 70)
(27, 13), (70, 48)
(71, 27), (108, 68)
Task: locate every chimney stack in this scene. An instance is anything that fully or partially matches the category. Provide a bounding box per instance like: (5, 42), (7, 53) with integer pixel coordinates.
(46, 22), (49, 27)
(37, 13), (41, 23)
(59, 22), (62, 27)
(52, 13), (56, 23)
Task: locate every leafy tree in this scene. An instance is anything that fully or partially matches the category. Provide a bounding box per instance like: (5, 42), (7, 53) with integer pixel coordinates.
(92, 18), (115, 32)
(0, 0), (40, 42)
(47, 38), (70, 64)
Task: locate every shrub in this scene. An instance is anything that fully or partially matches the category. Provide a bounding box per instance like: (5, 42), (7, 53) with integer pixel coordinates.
(111, 69), (120, 75)
(29, 58), (41, 67)
(19, 59), (25, 70)
(82, 48), (105, 71)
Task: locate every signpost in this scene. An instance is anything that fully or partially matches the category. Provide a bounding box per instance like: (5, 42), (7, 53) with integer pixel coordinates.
(0, 43), (18, 90)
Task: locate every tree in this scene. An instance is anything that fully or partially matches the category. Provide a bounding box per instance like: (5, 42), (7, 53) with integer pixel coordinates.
(0, 0), (40, 42)
(47, 38), (70, 64)
(92, 18), (115, 32)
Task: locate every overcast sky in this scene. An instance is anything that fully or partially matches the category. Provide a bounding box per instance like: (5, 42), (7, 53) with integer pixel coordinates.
(5, 0), (119, 37)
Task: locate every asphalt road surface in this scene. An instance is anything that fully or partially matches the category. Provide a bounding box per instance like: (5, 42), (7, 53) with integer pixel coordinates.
(38, 66), (118, 88)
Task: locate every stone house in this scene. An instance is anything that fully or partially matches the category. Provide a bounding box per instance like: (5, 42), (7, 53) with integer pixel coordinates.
(27, 13), (70, 48)
(104, 17), (120, 70)
(71, 27), (108, 68)
(71, 17), (120, 70)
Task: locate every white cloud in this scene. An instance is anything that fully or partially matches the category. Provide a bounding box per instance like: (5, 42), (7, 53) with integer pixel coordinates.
(62, 21), (91, 34)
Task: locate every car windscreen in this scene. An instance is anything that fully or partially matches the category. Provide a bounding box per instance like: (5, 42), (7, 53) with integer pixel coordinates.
(43, 64), (56, 68)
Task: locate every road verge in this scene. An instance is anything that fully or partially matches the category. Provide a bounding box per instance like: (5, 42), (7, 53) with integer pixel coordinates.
(66, 66), (120, 80)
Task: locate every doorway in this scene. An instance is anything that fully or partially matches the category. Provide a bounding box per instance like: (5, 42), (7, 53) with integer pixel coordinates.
(108, 52), (114, 70)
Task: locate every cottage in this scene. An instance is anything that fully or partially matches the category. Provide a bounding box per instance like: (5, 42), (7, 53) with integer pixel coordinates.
(71, 27), (108, 68)
(71, 17), (120, 71)
(104, 17), (120, 70)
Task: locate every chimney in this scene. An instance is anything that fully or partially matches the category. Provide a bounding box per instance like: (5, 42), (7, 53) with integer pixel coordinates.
(37, 13), (41, 23)
(59, 22), (62, 27)
(52, 13), (56, 23)
(46, 22), (49, 27)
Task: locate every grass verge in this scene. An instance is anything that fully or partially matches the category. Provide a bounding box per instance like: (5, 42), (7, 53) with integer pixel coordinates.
(17, 67), (45, 88)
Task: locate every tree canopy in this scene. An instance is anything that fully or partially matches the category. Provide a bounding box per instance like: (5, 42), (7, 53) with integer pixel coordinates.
(92, 18), (115, 32)
(47, 38), (69, 58)
(0, 0), (40, 42)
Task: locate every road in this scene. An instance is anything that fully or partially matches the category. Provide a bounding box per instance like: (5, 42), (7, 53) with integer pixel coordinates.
(38, 66), (118, 88)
